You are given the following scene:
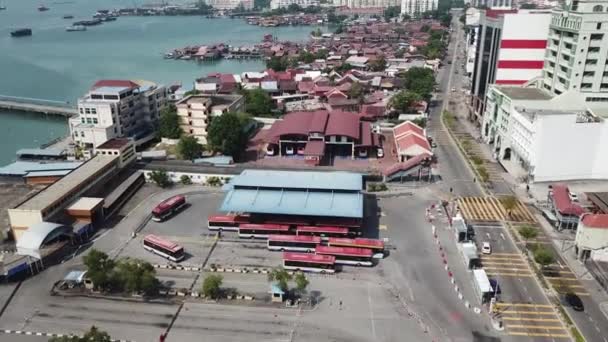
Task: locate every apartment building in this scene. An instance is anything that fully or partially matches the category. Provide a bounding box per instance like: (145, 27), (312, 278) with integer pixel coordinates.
(69, 80), (167, 157)
(400, 0), (438, 17)
(176, 94), (244, 144)
(472, 0), (512, 8)
(206, 0), (253, 10)
(542, 0), (608, 102)
(333, 0), (400, 7)
(469, 9), (551, 119)
(271, 0), (319, 9)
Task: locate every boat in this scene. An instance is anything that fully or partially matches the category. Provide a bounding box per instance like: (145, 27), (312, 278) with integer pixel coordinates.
(63, 15), (73, 19)
(0, 5), (7, 11)
(37, 5), (49, 11)
(10, 28), (32, 37)
(66, 25), (86, 31)
(73, 19), (102, 26)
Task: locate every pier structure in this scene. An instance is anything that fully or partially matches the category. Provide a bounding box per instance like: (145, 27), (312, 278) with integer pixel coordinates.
(0, 95), (77, 117)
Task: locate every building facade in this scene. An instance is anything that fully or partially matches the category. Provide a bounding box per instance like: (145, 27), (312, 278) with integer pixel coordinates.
(542, 0), (608, 102)
(575, 213), (608, 261)
(333, 0), (400, 8)
(206, 0), (253, 10)
(271, 0), (319, 9)
(400, 0), (438, 17)
(69, 80), (167, 157)
(470, 10), (551, 118)
(95, 138), (137, 169)
(176, 94), (245, 145)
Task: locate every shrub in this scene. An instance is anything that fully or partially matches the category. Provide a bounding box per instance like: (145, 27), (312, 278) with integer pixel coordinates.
(180, 175), (192, 185)
(202, 275), (223, 299)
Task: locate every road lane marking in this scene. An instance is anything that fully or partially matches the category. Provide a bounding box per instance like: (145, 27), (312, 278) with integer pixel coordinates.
(507, 332), (570, 338)
(506, 325), (567, 330)
(500, 310), (557, 315)
(496, 303), (554, 308)
(544, 276), (578, 281)
(486, 252), (521, 256)
(502, 317), (561, 322)
(379, 224), (388, 231)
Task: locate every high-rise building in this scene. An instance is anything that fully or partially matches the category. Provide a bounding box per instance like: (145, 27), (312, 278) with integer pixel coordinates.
(469, 9), (552, 119)
(271, 0), (319, 9)
(400, 0), (438, 18)
(472, 0), (512, 8)
(541, 0), (608, 102)
(333, 0), (400, 7)
(206, 0), (253, 10)
(69, 80), (167, 157)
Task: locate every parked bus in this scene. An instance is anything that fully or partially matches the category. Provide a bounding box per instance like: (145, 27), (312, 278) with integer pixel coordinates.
(315, 218), (361, 229)
(267, 235), (321, 252)
(296, 226), (349, 240)
(238, 223), (290, 239)
(283, 252), (336, 273)
(143, 234), (185, 262)
(151, 195), (187, 222)
(207, 214), (250, 232)
(315, 245), (373, 266)
(328, 237), (385, 257)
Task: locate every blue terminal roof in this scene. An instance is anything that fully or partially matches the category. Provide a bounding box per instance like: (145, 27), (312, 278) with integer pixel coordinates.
(0, 161), (82, 176)
(220, 170), (364, 218)
(228, 169), (363, 191)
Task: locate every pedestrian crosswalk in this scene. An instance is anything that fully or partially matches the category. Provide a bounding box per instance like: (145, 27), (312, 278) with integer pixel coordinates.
(456, 196), (536, 223)
(481, 253), (532, 278)
(494, 302), (570, 338)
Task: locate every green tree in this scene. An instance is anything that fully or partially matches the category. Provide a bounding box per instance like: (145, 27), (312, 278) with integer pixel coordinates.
(158, 104), (182, 139)
(534, 246), (555, 269)
(180, 175), (192, 185)
(369, 56), (387, 72)
(389, 90), (422, 113)
(294, 272), (309, 296)
(244, 88), (275, 116)
(202, 274), (223, 299)
(83, 249), (115, 291)
(518, 225), (539, 249)
(383, 5), (401, 21)
(335, 63), (354, 73)
(412, 117), (427, 128)
(394, 49), (405, 59)
(399, 67), (436, 99)
(267, 266), (292, 292)
(114, 258), (158, 295)
(298, 50), (316, 64)
(49, 326), (112, 342)
(149, 170), (172, 188)
(311, 28), (322, 37)
(207, 112), (248, 157)
(348, 82), (366, 102)
(266, 56), (290, 72)
(500, 195), (518, 219)
(177, 135), (203, 160)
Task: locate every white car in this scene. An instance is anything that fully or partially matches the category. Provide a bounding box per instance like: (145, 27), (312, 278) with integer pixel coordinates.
(451, 87), (457, 92)
(569, 191), (579, 202)
(377, 148), (384, 158)
(266, 146), (275, 156)
(358, 149), (368, 158)
(285, 146), (294, 155)
(482, 242), (492, 254)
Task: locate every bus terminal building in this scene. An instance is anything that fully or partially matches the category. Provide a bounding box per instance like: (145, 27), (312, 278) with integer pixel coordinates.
(219, 169), (364, 228)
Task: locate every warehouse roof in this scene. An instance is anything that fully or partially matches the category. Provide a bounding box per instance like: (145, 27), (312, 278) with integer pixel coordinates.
(227, 169), (363, 191)
(0, 161), (82, 177)
(16, 155), (117, 211)
(16, 148), (65, 158)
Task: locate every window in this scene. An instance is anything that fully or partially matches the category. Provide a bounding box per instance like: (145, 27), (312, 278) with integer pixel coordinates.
(80, 131), (85, 137)
(593, 5), (603, 12)
(588, 47), (600, 53)
(590, 33), (603, 40)
(79, 108), (83, 114)
(81, 117), (85, 123)
(586, 59), (597, 65)
(85, 108), (91, 114)
(93, 118), (98, 124)
(597, 23), (602, 30)
(91, 108), (97, 114)
(583, 71), (595, 76)
(86, 118), (92, 124)
(586, 97), (608, 102)
(601, 83), (608, 89)
(581, 83), (592, 89)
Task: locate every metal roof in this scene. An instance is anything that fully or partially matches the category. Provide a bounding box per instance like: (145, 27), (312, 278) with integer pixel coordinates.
(16, 222), (73, 260)
(16, 148), (65, 157)
(220, 188), (363, 218)
(228, 169), (362, 192)
(0, 161), (81, 176)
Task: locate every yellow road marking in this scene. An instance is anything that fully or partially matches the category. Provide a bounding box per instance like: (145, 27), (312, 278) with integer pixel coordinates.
(502, 317), (561, 322)
(506, 325), (567, 330)
(482, 265), (529, 270)
(544, 276), (578, 281)
(495, 303), (553, 308)
(485, 272), (532, 277)
(481, 261), (527, 265)
(487, 252), (522, 256)
(480, 256), (525, 261)
(507, 332), (570, 338)
(500, 310), (556, 315)
(548, 283), (586, 288)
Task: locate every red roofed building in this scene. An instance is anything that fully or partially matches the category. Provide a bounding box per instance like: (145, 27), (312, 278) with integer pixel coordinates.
(392, 121), (432, 161)
(549, 184), (587, 229)
(575, 213), (608, 261)
(264, 110), (380, 162)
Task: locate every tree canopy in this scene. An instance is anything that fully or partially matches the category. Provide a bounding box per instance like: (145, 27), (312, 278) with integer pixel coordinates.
(158, 104), (182, 139)
(369, 56), (387, 72)
(149, 170), (172, 188)
(268, 267), (292, 292)
(177, 135), (204, 160)
(49, 326), (112, 342)
(243, 88), (275, 117)
(202, 274), (223, 299)
(266, 56), (290, 72)
(206, 112), (250, 158)
(389, 90), (422, 113)
(398, 67), (436, 99)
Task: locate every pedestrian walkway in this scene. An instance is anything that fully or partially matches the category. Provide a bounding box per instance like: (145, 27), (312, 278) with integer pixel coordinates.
(494, 302), (570, 338)
(456, 196), (536, 223)
(481, 253), (532, 278)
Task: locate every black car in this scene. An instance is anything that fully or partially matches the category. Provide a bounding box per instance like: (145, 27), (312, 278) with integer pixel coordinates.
(565, 292), (584, 311)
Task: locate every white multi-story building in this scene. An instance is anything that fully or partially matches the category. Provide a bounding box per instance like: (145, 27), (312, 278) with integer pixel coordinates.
(69, 80), (167, 157)
(400, 0), (437, 17)
(333, 0), (400, 7)
(176, 94), (244, 144)
(469, 9), (552, 118)
(575, 213), (608, 261)
(206, 0), (253, 10)
(472, 0), (512, 8)
(481, 85), (608, 182)
(541, 0), (608, 102)
(271, 0), (319, 9)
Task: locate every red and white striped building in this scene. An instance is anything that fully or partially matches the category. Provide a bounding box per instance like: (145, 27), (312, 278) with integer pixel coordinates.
(470, 9), (551, 119)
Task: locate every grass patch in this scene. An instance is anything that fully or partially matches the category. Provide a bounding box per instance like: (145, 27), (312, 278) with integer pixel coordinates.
(556, 301), (573, 325)
(571, 327), (585, 342)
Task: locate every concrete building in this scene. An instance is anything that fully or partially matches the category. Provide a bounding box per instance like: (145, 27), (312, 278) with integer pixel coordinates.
(541, 0), (608, 102)
(206, 0), (253, 10)
(333, 0), (400, 8)
(482, 85), (608, 182)
(69, 80), (167, 157)
(472, 0), (512, 8)
(400, 0), (438, 18)
(95, 138), (136, 168)
(271, 0), (319, 9)
(176, 94), (245, 145)
(470, 10), (552, 118)
(575, 213), (608, 261)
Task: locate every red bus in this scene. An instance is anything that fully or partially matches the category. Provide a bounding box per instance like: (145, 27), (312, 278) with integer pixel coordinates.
(315, 245), (373, 266)
(315, 217), (361, 229)
(283, 252), (335, 273)
(296, 226), (349, 240)
(207, 214), (250, 232)
(143, 234), (185, 262)
(238, 223), (290, 239)
(151, 195), (186, 222)
(328, 237), (385, 253)
(267, 235), (321, 252)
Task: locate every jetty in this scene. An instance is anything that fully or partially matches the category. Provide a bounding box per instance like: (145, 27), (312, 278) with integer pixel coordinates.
(0, 95), (77, 117)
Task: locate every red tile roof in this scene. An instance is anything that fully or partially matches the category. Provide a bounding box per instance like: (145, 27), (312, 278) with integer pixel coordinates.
(383, 153), (432, 176)
(303, 140), (325, 156)
(92, 80), (139, 90)
(552, 184), (586, 216)
(310, 110), (329, 133)
(396, 134), (432, 155)
(393, 121), (424, 138)
(326, 111), (361, 139)
(298, 81), (314, 93)
(266, 110), (363, 143)
(581, 214), (608, 229)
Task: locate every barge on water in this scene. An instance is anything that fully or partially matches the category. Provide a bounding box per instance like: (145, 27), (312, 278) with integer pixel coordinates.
(10, 28), (32, 37)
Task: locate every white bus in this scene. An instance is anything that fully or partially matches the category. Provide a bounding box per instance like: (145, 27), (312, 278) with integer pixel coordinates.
(267, 235), (321, 252)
